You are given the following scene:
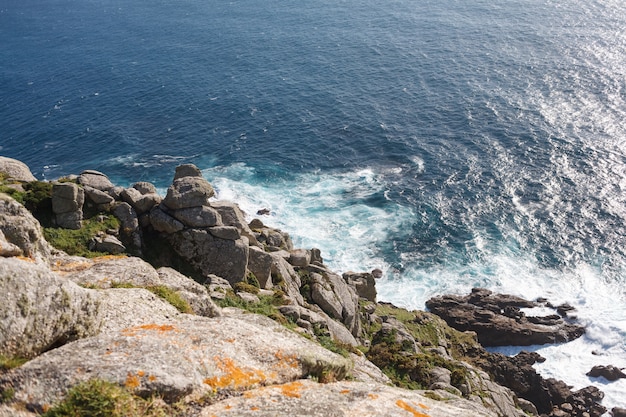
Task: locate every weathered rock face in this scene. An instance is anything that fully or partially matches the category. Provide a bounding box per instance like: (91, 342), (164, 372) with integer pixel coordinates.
(198, 379), (502, 417)
(0, 257), (101, 359)
(0, 194), (53, 263)
(59, 255), (220, 318)
(77, 170), (114, 191)
(425, 288), (585, 346)
(51, 182), (84, 229)
(586, 365), (626, 381)
(0, 314), (352, 412)
(0, 156), (37, 182)
(309, 270), (361, 337)
(343, 271), (377, 302)
(120, 186), (161, 214)
(168, 228), (249, 285)
(162, 177), (215, 210)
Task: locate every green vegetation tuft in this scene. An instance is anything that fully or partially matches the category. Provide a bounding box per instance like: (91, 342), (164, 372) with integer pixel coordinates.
(43, 215), (121, 257)
(215, 292), (290, 325)
(233, 282), (260, 294)
(146, 285), (193, 314)
(41, 379), (180, 417)
(0, 354), (28, 372)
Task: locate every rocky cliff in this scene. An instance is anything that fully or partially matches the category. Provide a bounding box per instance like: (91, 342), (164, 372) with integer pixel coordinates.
(0, 157), (610, 417)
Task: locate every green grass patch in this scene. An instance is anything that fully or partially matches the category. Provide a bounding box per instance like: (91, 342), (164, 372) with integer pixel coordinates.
(0, 354), (28, 372)
(43, 215), (121, 257)
(109, 282), (193, 314)
(215, 292), (290, 325)
(146, 285), (193, 314)
(41, 379), (180, 417)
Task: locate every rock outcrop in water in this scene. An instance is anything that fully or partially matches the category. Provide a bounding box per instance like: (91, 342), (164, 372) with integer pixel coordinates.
(0, 156), (608, 417)
(425, 287), (585, 346)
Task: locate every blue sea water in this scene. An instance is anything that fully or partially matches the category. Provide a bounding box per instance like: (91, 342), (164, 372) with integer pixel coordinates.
(2, 0), (626, 410)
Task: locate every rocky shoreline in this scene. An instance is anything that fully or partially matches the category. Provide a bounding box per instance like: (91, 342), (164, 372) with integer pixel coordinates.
(0, 156), (622, 417)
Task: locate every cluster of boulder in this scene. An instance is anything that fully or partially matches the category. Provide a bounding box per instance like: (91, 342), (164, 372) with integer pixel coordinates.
(0, 156), (622, 417)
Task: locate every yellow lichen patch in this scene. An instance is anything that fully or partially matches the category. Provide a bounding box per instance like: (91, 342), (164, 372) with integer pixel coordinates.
(125, 372), (141, 390)
(368, 393), (379, 400)
(340, 389), (351, 395)
(137, 370), (146, 377)
(418, 403), (430, 410)
(395, 399), (430, 417)
(93, 254), (127, 262)
(16, 255), (35, 263)
(121, 323), (178, 337)
(52, 259), (92, 272)
(203, 357), (267, 390)
(250, 406), (260, 411)
(277, 381), (304, 398)
(274, 350), (299, 369)
(148, 375), (157, 382)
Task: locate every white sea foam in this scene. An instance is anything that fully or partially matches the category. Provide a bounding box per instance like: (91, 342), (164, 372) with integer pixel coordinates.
(204, 163), (626, 412)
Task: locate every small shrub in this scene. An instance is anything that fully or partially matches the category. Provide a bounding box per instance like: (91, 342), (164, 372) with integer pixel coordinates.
(41, 379), (178, 417)
(0, 387), (14, 404)
(245, 272), (260, 288)
(233, 282), (260, 294)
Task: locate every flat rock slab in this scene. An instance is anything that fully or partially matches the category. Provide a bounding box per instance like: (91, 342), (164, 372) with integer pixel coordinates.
(199, 379), (499, 417)
(425, 288), (585, 346)
(1, 314), (351, 412)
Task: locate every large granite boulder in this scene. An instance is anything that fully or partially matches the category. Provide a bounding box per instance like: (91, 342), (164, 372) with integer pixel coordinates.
(0, 194), (53, 263)
(425, 288), (585, 346)
(0, 257), (101, 359)
(343, 271), (377, 302)
(61, 256), (220, 318)
(77, 170), (114, 191)
(309, 269), (361, 337)
(162, 176), (214, 210)
(0, 156), (37, 182)
(51, 182), (84, 229)
(212, 200), (260, 246)
(171, 205), (222, 228)
(167, 228), (249, 285)
(0, 313), (352, 412)
(120, 186), (161, 214)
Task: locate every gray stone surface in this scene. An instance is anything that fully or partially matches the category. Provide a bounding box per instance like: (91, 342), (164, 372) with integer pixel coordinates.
(83, 185), (115, 205)
(289, 249), (311, 267)
(343, 271), (377, 302)
(171, 205), (222, 228)
(310, 271), (361, 337)
(168, 228), (249, 285)
(211, 200), (260, 246)
(1, 314), (352, 411)
(173, 163), (203, 180)
(132, 181), (158, 195)
(248, 245), (273, 288)
(0, 156), (37, 182)
(162, 177), (215, 210)
(92, 234), (126, 254)
(0, 195), (52, 263)
(208, 225), (240, 240)
(78, 170), (114, 191)
(121, 187), (162, 214)
(149, 205), (184, 233)
(199, 379), (501, 417)
(0, 257), (101, 359)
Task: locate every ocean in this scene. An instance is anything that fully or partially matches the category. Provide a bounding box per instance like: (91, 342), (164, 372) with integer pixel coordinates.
(1, 0), (625, 411)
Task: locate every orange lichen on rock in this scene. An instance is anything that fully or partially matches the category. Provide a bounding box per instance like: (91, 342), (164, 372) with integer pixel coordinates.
(93, 254), (127, 262)
(250, 406), (260, 411)
(340, 389), (351, 395)
(52, 259), (92, 273)
(137, 370), (146, 377)
(203, 357), (266, 390)
(368, 393), (379, 400)
(122, 323), (178, 337)
(396, 399), (430, 417)
(16, 255), (35, 263)
(125, 372), (141, 390)
(274, 350), (299, 369)
(148, 375), (157, 382)
(278, 381), (304, 398)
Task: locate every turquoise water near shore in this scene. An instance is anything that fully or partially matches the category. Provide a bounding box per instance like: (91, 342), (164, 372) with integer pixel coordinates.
(1, 0), (625, 410)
